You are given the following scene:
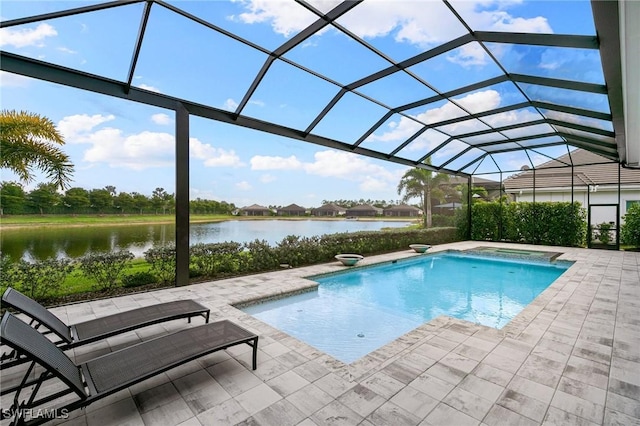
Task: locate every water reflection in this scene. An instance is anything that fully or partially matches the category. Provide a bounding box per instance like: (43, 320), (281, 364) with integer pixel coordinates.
(1, 219), (410, 261)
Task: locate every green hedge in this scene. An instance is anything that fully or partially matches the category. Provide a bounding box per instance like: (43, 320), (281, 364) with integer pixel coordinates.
(621, 203), (640, 247)
(1, 227), (460, 302)
(462, 201), (586, 247)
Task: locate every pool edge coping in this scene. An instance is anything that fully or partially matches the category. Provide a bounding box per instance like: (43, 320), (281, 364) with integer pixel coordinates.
(229, 244), (581, 374)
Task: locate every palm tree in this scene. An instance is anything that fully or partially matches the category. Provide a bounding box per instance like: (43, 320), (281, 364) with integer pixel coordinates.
(457, 184), (489, 204)
(0, 110), (74, 189)
(397, 162), (450, 228)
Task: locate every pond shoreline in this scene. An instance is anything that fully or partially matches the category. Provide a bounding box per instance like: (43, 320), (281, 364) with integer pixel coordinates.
(0, 215), (417, 231)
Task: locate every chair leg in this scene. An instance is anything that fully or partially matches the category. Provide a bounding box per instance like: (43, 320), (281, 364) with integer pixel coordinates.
(251, 337), (259, 370)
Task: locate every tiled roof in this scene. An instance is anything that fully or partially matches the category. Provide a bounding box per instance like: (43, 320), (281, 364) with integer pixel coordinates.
(504, 150), (640, 190)
(280, 204), (306, 211)
(313, 203), (345, 211)
(384, 204), (420, 212)
(241, 204), (270, 211)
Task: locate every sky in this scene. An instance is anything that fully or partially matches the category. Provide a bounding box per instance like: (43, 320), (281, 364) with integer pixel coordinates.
(0, 0), (606, 208)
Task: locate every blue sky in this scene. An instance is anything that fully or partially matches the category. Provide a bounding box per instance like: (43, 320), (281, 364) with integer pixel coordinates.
(0, 0), (605, 207)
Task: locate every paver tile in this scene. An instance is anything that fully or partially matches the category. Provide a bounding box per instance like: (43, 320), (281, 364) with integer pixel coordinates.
(390, 386), (439, 419)
(286, 383), (334, 416)
(367, 401), (421, 426)
(550, 390), (604, 424)
(442, 386), (494, 420)
(336, 384), (386, 418)
(421, 402), (479, 426)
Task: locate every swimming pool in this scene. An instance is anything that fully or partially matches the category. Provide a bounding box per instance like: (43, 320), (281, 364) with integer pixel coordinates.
(242, 251), (572, 363)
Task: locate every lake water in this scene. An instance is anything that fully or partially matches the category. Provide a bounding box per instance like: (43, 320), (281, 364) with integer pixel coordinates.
(1, 219), (411, 261)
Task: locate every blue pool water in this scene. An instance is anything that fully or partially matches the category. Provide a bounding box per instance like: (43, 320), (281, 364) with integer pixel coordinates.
(242, 252), (571, 363)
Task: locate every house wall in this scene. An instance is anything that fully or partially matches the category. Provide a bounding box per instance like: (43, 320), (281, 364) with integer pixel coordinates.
(346, 210), (378, 217)
(244, 210), (270, 216)
(384, 210), (418, 217)
(511, 186), (640, 224)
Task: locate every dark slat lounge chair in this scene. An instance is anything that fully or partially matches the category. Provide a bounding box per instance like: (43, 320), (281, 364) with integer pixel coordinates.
(1, 287), (210, 370)
(0, 312), (258, 425)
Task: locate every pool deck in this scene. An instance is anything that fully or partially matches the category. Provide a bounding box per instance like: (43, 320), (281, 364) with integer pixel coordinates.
(2, 241), (639, 425)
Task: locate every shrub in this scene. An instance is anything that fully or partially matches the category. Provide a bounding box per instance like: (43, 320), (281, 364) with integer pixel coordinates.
(78, 250), (134, 292)
(621, 203), (640, 247)
(13, 258), (74, 301)
(0, 254), (17, 295)
(595, 222), (613, 244)
(190, 242), (243, 277)
(465, 201), (586, 247)
(470, 202), (504, 241)
(431, 214), (455, 227)
(274, 235), (325, 267)
(144, 244), (176, 284)
(454, 206), (470, 240)
(242, 240), (279, 272)
(122, 271), (157, 288)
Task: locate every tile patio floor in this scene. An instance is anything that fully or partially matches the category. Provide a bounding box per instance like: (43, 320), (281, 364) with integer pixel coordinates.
(1, 241), (639, 425)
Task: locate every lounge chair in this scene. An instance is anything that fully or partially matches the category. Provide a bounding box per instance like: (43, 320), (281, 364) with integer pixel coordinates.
(0, 312), (258, 425)
(1, 287), (210, 370)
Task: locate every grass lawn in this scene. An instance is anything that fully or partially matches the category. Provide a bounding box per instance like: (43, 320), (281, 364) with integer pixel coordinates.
(0, 214), (230, 228)
(60, 259), (153, 295)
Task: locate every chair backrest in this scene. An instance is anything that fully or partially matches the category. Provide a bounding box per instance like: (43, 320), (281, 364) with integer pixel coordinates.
(1, 287), (72, 343)
(0, 312), (87, 399)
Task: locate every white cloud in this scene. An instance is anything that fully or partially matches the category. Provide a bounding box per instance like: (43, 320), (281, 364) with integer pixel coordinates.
(137, 83), (161, 93)
(446, 43), (488, 67)
(235, 181), (252, 191)
(0, 23), (57, 48)
(304, 150), (393, 179)
(248, 149), (401, 193)
(151, 113), (171, 125)
(483, 108), (541, 128)
(366, 90), (499, 145)
(57, 46), (77, 54)
(260, 174), (277, 183)
(250, 155), (303, 170)
(231, 0), (323, 37)
(189, 187), (222, 201)
(489, 13), (551, 33)
(0, 71), (30, 87)
(449, 1), (552, 33)
(223, 98), (238, 110)
(190, 138), (245, 167)
(59, 114), (244, 170)
(303, 150), (401, 193)
(233, 1), (552, 50)
(456, 90), (502, 114)
(83, 129), (174, 170)
(57, 114), (116, 141)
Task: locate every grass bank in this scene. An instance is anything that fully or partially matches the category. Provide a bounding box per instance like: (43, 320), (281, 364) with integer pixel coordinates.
(0, 214), (417, 230)
(0, 214), (229, 229)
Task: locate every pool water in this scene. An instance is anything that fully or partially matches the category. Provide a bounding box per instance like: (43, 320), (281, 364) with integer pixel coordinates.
(242, 252), (571, 363)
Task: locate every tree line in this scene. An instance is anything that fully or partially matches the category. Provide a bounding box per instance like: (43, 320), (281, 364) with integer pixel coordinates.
(0, 181), (236, 216)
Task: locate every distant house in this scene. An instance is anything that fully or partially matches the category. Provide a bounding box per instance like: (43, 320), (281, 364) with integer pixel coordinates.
(312, 203), (346, 217)
(277, 203), (306, 216)
(383, 204), (421, 217)
(503, 149), (640, 224)
(346, 204), (383, 217)
(240, 204), (271, 216)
